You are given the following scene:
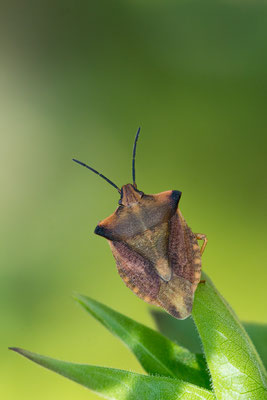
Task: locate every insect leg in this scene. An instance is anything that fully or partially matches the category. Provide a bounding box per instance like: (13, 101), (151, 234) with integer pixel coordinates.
(194, 233), (208, 255)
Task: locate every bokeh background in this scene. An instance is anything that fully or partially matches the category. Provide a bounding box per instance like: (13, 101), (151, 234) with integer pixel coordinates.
(1, 1), (267, 399)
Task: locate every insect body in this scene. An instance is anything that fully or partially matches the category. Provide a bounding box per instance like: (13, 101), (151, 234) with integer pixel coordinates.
(73, 129), (207, 319)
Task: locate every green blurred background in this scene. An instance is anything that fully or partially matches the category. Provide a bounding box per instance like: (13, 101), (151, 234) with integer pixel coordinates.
(1, 1), (267, 399)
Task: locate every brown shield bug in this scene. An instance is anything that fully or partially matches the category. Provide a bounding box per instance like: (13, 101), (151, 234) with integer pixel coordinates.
(73, 128), (207, 319)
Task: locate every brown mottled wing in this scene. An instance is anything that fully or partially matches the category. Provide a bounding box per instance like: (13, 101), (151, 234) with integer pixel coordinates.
(108, 240), (160, 305)
(156, 210), (202, 319)
(169, 210), (201, 284)
(95, 189), (201, 319)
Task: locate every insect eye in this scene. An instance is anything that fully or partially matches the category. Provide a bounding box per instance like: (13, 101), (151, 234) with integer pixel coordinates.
(133, 186), (144, 197)
(118, 199), (123, 205)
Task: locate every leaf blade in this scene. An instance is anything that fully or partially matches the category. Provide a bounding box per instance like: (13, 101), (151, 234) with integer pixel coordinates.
(151, 311), (267, 373)
(10, 348), (215, 400)
(74, 294), (210, 388)
(192, 274), (267, 400)
(243, 322), (267, 372)
(151, 310), (202, 353)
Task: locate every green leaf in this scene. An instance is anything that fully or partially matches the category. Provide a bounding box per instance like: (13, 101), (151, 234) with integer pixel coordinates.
(244, 322), (267, 371)
(151, 310), (202, 354)
(10, 348), (215, 400)
(151, 311), (267, 372)
(192, 274), (267, 400)
(74, 294), (210, 389)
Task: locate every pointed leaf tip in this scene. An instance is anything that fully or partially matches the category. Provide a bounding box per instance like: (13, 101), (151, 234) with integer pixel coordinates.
(11, 349), (216, 400)
(9, 347), (20, 353)
(72, 292), (81, 301)
(9, 347), (36, 360)
(9, 347), (27, 356)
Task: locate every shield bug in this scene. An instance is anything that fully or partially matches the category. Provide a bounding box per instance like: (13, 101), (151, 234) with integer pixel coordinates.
(73, 128), (207, 319)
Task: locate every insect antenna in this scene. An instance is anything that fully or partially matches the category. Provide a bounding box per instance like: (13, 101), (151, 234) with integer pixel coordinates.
(72, 159), (121, 193)
(132, 127), (141, 187)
